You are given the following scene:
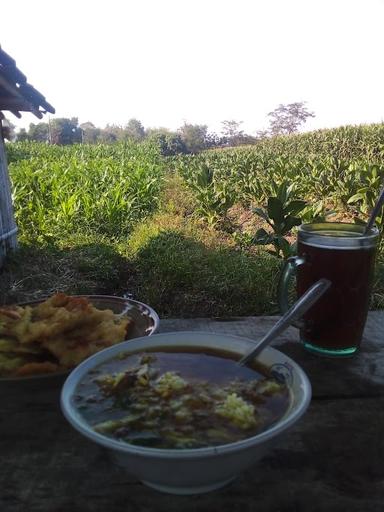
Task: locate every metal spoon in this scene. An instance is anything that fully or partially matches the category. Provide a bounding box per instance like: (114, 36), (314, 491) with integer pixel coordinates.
(363, 185), (384, 235)
(237, 278), (331, 366)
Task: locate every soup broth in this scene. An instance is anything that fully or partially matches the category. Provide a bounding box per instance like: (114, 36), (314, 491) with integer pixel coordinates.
(74, 348), (291, 449)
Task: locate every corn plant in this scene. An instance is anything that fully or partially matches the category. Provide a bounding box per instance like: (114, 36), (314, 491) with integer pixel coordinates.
(7, 141), (165, 240)
(347, 165), (384, 229)
(251, 181), (307, 258)
(177, 157), (235, 226)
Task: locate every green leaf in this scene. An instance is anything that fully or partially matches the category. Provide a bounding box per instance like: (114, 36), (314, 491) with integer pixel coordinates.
(267, 197), (284, 223)
(284, 200), (307, 216)
(277, 237), (292, 259)
(282, 216), (302, 233)
(277, 181), (288, 203)
(253, 228), (274, 245)
(347, 193), (365, 204)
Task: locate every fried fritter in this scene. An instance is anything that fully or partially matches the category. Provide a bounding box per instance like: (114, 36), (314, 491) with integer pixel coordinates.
(0, 294), (134, 377)
(0, 337), (41, 355)
(0, 353), (27, 376)
(41, 317), (131, 368)
(15, 361), (59, 377)
(0, 306), (32, 341)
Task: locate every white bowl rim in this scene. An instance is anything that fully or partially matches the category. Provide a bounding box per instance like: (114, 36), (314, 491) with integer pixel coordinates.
(61, 331), (311, 459)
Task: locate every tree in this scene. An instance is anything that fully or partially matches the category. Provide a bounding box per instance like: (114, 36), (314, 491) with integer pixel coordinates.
(80, 122), (101, 144)
(178, 123), (208, 153)
(255, 129), (270, 141)
(221, 120), (257, 147)
(147, 130), (187, 156)
(123, 118), (145, 142)
(267, 102), (315, 136)
(221, 120), (244, 139)
(50, 118), (82, 145)
(145, 126), (171, 140)
(205, 131), (225, 149)
(99, 124), (123, 143)
(29, 122), (49, 142)
(16, 128), (29, 142)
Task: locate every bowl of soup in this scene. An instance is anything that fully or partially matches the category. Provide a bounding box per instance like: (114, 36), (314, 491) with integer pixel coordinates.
(61, 331), (311, 495)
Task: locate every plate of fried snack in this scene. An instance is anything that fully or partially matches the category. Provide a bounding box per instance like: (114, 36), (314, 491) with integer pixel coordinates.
(0, 293), (159, 380)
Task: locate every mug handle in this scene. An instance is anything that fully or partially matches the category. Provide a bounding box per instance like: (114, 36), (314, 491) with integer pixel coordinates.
(278, 256), (306, 327)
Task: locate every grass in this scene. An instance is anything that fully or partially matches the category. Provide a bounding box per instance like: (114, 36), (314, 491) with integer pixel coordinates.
(0, 236), (134, 303)
(0, 230), (281, 318)
(0, 174), (283, 317)
(127, 228), (281, 317)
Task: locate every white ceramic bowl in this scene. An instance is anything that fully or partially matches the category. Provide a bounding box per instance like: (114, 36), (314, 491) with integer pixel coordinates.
(61, 331), (311, 495)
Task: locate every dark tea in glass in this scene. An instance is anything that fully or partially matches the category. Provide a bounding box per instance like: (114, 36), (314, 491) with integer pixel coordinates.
(280, 223), (379, 357)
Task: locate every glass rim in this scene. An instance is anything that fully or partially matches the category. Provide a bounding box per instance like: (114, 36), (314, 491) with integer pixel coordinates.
(298, 222), (379, 249)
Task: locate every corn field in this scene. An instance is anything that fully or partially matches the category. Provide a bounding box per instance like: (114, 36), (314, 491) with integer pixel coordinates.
(5, 124), (384, 245)
(6, 141), (165, 240)
(176, 124), (384, 229)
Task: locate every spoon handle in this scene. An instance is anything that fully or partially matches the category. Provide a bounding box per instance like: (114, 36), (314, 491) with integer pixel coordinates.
(237, 278), (331, 367)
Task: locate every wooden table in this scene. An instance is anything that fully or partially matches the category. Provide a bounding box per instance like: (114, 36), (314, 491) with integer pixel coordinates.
(2, 312), (384, 512)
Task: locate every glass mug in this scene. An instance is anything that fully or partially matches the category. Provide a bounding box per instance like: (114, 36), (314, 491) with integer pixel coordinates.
(278, 223), (379, 357)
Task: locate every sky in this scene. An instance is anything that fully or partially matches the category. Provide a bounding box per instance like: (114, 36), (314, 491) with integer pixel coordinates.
(2, 0), (384, 136)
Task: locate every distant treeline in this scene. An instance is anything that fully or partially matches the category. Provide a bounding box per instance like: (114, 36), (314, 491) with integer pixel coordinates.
(12, 102), (316, 155)
(14, 117), (256, 155)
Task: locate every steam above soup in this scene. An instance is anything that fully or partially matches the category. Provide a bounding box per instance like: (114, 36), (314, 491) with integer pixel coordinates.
(73, 348), (291, 449)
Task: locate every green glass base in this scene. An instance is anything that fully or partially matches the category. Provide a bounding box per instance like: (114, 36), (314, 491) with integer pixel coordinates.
(303, 340), (358, 358)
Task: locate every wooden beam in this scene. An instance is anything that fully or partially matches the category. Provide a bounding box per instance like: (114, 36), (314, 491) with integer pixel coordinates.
(18, 83), (55, 114)
(0, 74), (25, 101)
(10, 110), (22, 119)
(0, 96), (43, 117)
(0, 75), (55, 116)
(0, 47), (16, 67)
(0, 46), (55, 116)
(0, 64), (27, 85)
(0, 96), (36, 109)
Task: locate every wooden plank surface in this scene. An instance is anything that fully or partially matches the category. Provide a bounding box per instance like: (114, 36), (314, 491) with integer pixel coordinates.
(1, 394), (383, 512)
(1, 311), (384, 511)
